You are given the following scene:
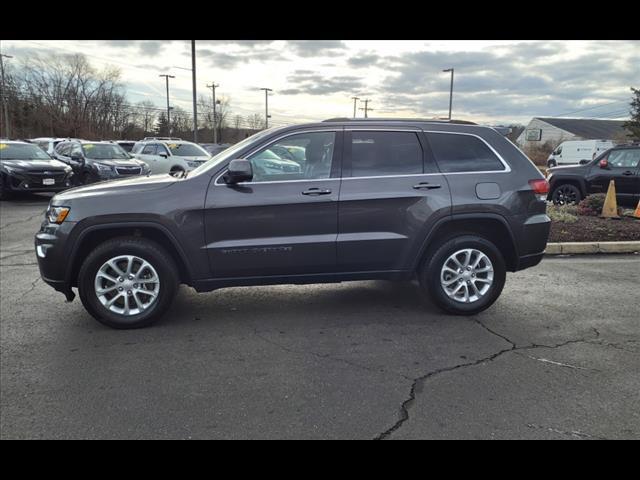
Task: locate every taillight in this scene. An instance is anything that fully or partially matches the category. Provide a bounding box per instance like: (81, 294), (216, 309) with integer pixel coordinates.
(528, 179), (549, 195)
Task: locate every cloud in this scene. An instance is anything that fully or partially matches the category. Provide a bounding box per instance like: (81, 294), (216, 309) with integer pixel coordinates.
(280, 71), (364, 95)
(286, 40), (347, 57)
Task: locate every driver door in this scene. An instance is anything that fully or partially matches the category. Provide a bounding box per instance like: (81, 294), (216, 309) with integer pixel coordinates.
(204, 129), (343, 278)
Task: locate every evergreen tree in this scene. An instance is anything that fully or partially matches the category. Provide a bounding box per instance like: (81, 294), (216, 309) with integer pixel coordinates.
(623, 87), (640, 141)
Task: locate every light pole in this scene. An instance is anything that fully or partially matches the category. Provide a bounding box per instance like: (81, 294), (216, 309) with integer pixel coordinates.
(159, 74), (175, 136)
(260, 88), (273, 129)
(0, 54), (13, 138)
(191, 40), (198, 143)
(360, 99), (371, 118)
(207, 83), (219, 143)
(351, 96), (359, 118)
(443, 68), (454, 120)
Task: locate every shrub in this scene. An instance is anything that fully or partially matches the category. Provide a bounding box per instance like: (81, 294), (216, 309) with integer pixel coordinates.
(577, 194), (606, 216)
(547, 204), (579, 223)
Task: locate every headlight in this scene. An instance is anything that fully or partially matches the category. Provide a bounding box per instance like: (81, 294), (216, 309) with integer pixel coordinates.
(47, 206), (70, 224)
(94, 163), (112, 172)
(186, 161), (201, 168)
(3, 166), (21, 174)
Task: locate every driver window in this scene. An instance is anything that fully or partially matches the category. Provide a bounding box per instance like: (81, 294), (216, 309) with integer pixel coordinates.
(246, 131), (336, 183)
(70, 144), (83, 157)
(608, 150), (640, 168)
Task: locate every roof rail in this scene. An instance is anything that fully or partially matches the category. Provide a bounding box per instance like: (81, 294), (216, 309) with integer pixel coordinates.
(143, 136), (183, 141)
(322, 117), (477, 125)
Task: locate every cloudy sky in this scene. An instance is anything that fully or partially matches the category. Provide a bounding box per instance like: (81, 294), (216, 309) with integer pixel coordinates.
(2, 40), (638, 126)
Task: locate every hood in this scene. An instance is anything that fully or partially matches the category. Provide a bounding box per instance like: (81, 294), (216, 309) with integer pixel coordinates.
(179, 155), (210, 161)
(0, 159), (70, 170)
(54, 173), (177, 202)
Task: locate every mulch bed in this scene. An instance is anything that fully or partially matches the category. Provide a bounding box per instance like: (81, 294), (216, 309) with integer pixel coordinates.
(549, 215), (640, 242)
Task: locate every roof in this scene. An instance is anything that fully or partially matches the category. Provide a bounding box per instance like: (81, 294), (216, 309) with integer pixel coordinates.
(536, 117), (628, 140)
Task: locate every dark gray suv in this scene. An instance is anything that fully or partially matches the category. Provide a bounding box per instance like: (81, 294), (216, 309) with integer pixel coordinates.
(35, 119), (551, 328)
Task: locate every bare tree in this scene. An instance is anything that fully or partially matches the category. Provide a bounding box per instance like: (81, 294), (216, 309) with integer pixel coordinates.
(246, 113), (265, 130)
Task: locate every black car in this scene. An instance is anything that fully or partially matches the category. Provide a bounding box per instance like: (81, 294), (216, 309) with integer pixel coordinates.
(36, 118), (551, 329)
(53, 140), (150, 184)
(547, 144), (640, 205)
(1, 141), (74, 200)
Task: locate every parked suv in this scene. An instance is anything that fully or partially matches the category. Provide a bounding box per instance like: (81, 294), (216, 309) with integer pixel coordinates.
(131, 138), (211, 176)
(547, 144), (640, 205)
(53, 140), (150, 184)
(35, 119), (551, 328)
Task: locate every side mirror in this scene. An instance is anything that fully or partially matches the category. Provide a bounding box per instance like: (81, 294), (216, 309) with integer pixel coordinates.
(223, 159), (253, 184)
(599, 159), (609, 169)
(579, 159), (589, 165)
(158, 153), (168, 158)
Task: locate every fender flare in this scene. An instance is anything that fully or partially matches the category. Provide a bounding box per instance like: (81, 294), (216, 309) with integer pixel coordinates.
(64, 220), (194, 285)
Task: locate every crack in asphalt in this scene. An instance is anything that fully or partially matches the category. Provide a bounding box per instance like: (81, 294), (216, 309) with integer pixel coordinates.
(0, 262), (38, 267)
(23, 277), (41, 296)
(252, 328), (413, 380)
(0, 250), (34, 261)
(373, 322), (602, 440)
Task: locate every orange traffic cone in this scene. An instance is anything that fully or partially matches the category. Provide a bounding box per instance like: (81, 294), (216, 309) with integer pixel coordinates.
(634, 200), (640, 219)
(601, 180), (619, 218)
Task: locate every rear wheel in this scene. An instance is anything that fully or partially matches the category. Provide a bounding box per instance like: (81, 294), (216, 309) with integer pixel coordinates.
(419, 235), (506, 315)
(78, 237), (179, 329)
(551, 183), (581, 205)
(169, 167), (185, 177)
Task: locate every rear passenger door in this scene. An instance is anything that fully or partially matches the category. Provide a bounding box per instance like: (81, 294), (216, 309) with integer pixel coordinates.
(337, 128), (452, 272)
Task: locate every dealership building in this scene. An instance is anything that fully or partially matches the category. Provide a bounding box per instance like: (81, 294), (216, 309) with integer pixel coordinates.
(516, 117), (629, 148)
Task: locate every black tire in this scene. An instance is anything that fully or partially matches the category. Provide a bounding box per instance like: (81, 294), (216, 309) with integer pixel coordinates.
(547, 159), (557, 168)
(419, 235), (506, 315)
(551, 183), (582, 205)
(78, 237), (179, 329)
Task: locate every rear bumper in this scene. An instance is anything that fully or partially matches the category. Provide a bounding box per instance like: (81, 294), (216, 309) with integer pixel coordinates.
(513, 213), (551, 271)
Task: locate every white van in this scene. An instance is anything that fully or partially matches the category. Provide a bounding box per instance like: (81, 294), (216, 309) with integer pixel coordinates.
(547, 140), (614, 167)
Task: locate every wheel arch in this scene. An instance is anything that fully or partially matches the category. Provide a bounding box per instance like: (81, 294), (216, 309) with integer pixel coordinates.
(413, 214), (519, 272)
(66, 222), (194, 288)
(550, 176), (587, 197)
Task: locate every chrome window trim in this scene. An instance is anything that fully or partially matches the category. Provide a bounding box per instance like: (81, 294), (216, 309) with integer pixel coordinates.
(423, 130), (512, 174)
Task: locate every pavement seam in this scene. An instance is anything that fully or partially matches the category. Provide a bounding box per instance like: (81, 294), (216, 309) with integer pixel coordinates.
(374, 323), (601, 440)
(0, 211), (46, 231)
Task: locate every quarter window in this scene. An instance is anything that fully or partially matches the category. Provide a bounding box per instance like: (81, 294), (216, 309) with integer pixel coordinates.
(246, 131), (336, 183)
(349, 131), (423, 177)
(426, 133), (505, 173)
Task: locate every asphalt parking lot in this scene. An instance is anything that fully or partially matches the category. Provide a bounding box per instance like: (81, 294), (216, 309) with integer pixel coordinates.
(1, 193), (639, 439)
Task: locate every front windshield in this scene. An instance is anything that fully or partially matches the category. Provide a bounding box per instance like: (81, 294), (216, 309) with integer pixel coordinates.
(0, 143), (52, 160)
(166, 142), (209, 157)
(82, 143), (130, 160)
(189, 129), (276, 177)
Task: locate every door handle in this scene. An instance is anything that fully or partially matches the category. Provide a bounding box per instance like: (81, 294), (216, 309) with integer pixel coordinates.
(302, 187), (332, 195)
(622, 171), (634, 176)
(413, 182), (441, 190)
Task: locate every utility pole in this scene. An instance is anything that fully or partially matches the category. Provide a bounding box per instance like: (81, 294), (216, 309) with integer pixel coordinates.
(443, 68), (454, 120)
(207, 82), (219, 143)
(159, 74), (175, 136)
(260, 88), (272, 129)
(351, 96), (359, 118)
(191, 40), (198, 143)
(359, 99), (372, 118)
(0, 54), (13, 138)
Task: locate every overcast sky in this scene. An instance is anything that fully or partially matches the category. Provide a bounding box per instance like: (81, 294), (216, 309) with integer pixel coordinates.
(2, 40), (638, 126)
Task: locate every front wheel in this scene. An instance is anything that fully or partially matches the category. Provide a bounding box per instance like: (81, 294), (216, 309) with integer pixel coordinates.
(547, 159), (557, 168)
(419, 235), (506, 315)
(169, 167), (185, 178)
(78, 237), (179, 329)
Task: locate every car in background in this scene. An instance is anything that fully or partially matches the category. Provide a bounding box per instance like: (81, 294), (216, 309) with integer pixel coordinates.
(547, 144), (640, 205)
(200, 143), (231, 156)
(131, 138), (211, 176)
(29, 137), (79, 157)
(250, 148), (302, 177)
(1, 140), (74, 200)
(547, 140), (614, 168)
(52, 140), (150, 184)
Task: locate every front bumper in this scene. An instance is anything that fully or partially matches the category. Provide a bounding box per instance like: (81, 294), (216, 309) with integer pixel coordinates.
(5, 171), (74, 192)
(35, 220), (77, 301)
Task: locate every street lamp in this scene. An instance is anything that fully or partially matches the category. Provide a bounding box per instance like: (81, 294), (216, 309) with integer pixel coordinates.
(159, 74), (175, 135)
(443, 68), (454, 121)
(260, 88), (273, 128)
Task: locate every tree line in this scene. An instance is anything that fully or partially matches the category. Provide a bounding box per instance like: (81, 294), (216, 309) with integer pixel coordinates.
(0, 53), (268, 143)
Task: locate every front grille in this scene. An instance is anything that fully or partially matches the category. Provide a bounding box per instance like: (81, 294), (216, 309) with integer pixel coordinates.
(115, 167), (142, 175)
(24, 170), (66, 182)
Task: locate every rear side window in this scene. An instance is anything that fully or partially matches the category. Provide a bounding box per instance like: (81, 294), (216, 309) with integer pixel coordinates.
(426, 132), (505, 173)
(349, 131), (423, 177)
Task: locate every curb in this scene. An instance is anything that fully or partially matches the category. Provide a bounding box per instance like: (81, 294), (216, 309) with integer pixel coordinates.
(545, 241), (640, 255)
